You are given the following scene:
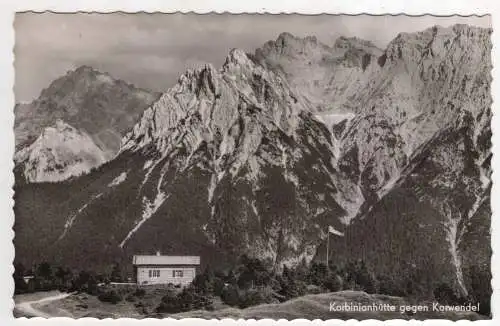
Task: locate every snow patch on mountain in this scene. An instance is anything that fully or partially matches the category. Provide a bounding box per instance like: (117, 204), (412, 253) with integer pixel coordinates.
(314, 112), (355, 132)
(58, 192), (104, 240)
(143, 160), (153, 170)
(121, 154), (173, 248)
(119, 192), (168, 248)
(108, 172), (128, 187)
(440, 200), (468, 296)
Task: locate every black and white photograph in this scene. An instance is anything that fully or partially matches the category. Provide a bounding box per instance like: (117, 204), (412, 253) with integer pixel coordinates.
(11, 12), (492, 320)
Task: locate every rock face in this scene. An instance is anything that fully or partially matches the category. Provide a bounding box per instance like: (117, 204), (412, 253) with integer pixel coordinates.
(15, 120), (110, 183)
(14, 24), (492, 300)
(116, 49), (357, 266)
(14, 66), (159, 182)
(255, 25), (492, 221)
(316, 25), (492, 300)
(254, 32), (383, 112)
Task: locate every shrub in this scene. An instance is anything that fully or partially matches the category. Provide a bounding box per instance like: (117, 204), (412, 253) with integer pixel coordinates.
(324, 274), (343, 292)
(237, 255), (273, 289)
(178, 286), (214, 311)
(225, 270), (238, 285)
(213, 277), (225, 297)
(156, 289), (179, 313)
(70, 270), (99, 295)
(343, 260), (377, 294)
(124, 287), (145, 303)
(55, 267), (73, 291)
(238, 286), (276, 308)
(134, 288), (146, 297)
(98, 290), (122, 304)
(156, 286), (214, 314)
(305, 284), (322, 294)
(192, 266), (215, 295)
(307, 262), (329, 287)
(221, 284), (240, 306)
(36, 262), (53, 280)
(278, 265), (307, 300)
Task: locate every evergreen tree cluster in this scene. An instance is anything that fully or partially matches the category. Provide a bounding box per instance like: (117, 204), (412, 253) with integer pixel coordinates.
(13, 261), (123, 296)
(14, 255), (491, 317)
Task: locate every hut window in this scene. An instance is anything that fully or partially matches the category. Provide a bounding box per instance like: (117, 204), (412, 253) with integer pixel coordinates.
(172, 270), (184, 278)
(150, 270), (160, 278)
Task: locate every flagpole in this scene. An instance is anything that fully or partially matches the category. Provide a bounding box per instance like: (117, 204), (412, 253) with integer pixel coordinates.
(326, 230), (329, 268)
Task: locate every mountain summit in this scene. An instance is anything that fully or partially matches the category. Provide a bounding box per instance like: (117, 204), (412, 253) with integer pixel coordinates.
(14, 66), (160, 182)
(254, 32), (383, 112)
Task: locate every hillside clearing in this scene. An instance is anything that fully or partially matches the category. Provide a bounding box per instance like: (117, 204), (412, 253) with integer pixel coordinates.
(170, 291), (487, 320)
(16, 290), (487, 320)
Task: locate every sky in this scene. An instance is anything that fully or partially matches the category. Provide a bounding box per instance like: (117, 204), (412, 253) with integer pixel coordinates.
(14, 13), (491, 102)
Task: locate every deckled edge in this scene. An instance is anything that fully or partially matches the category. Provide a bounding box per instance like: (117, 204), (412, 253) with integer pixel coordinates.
(490, 1), (498, 324)
(2, 2), (15, 325)
(2, 0), (496, 15)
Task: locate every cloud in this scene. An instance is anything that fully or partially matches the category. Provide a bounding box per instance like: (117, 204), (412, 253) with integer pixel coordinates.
(14, 13), (491, 102)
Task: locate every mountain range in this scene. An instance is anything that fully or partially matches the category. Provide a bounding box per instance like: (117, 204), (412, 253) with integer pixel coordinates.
(14, 24), (492, 300)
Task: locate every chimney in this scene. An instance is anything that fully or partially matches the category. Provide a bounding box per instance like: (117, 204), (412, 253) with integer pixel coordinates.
(156, 251), (161, 256)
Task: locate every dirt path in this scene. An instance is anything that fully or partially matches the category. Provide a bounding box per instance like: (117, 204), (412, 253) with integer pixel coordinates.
(15, 292), (73, 318)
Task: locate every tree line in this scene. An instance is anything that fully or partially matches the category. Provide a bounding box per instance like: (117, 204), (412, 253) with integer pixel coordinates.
(155, 255), (490, 316)
(13, 261), (124, 295)
(13, 255), (491, 317)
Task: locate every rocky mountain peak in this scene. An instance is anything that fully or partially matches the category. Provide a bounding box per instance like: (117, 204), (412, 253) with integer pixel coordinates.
(16, 66), (159, 146)
(276, 32), (319, 46)
(73, 64), (98, 73)
(334, 36), (381, 53)
(384, 24), (491, 66)
(53, 118), (74, 132)
(257, 32), (332, 60)
(253, 32), (384, 112)
(37, 65), (114, 101)
(122, 46), (309, 156)
(224, 48), (253, 67)
(14, 66), (159, 183)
